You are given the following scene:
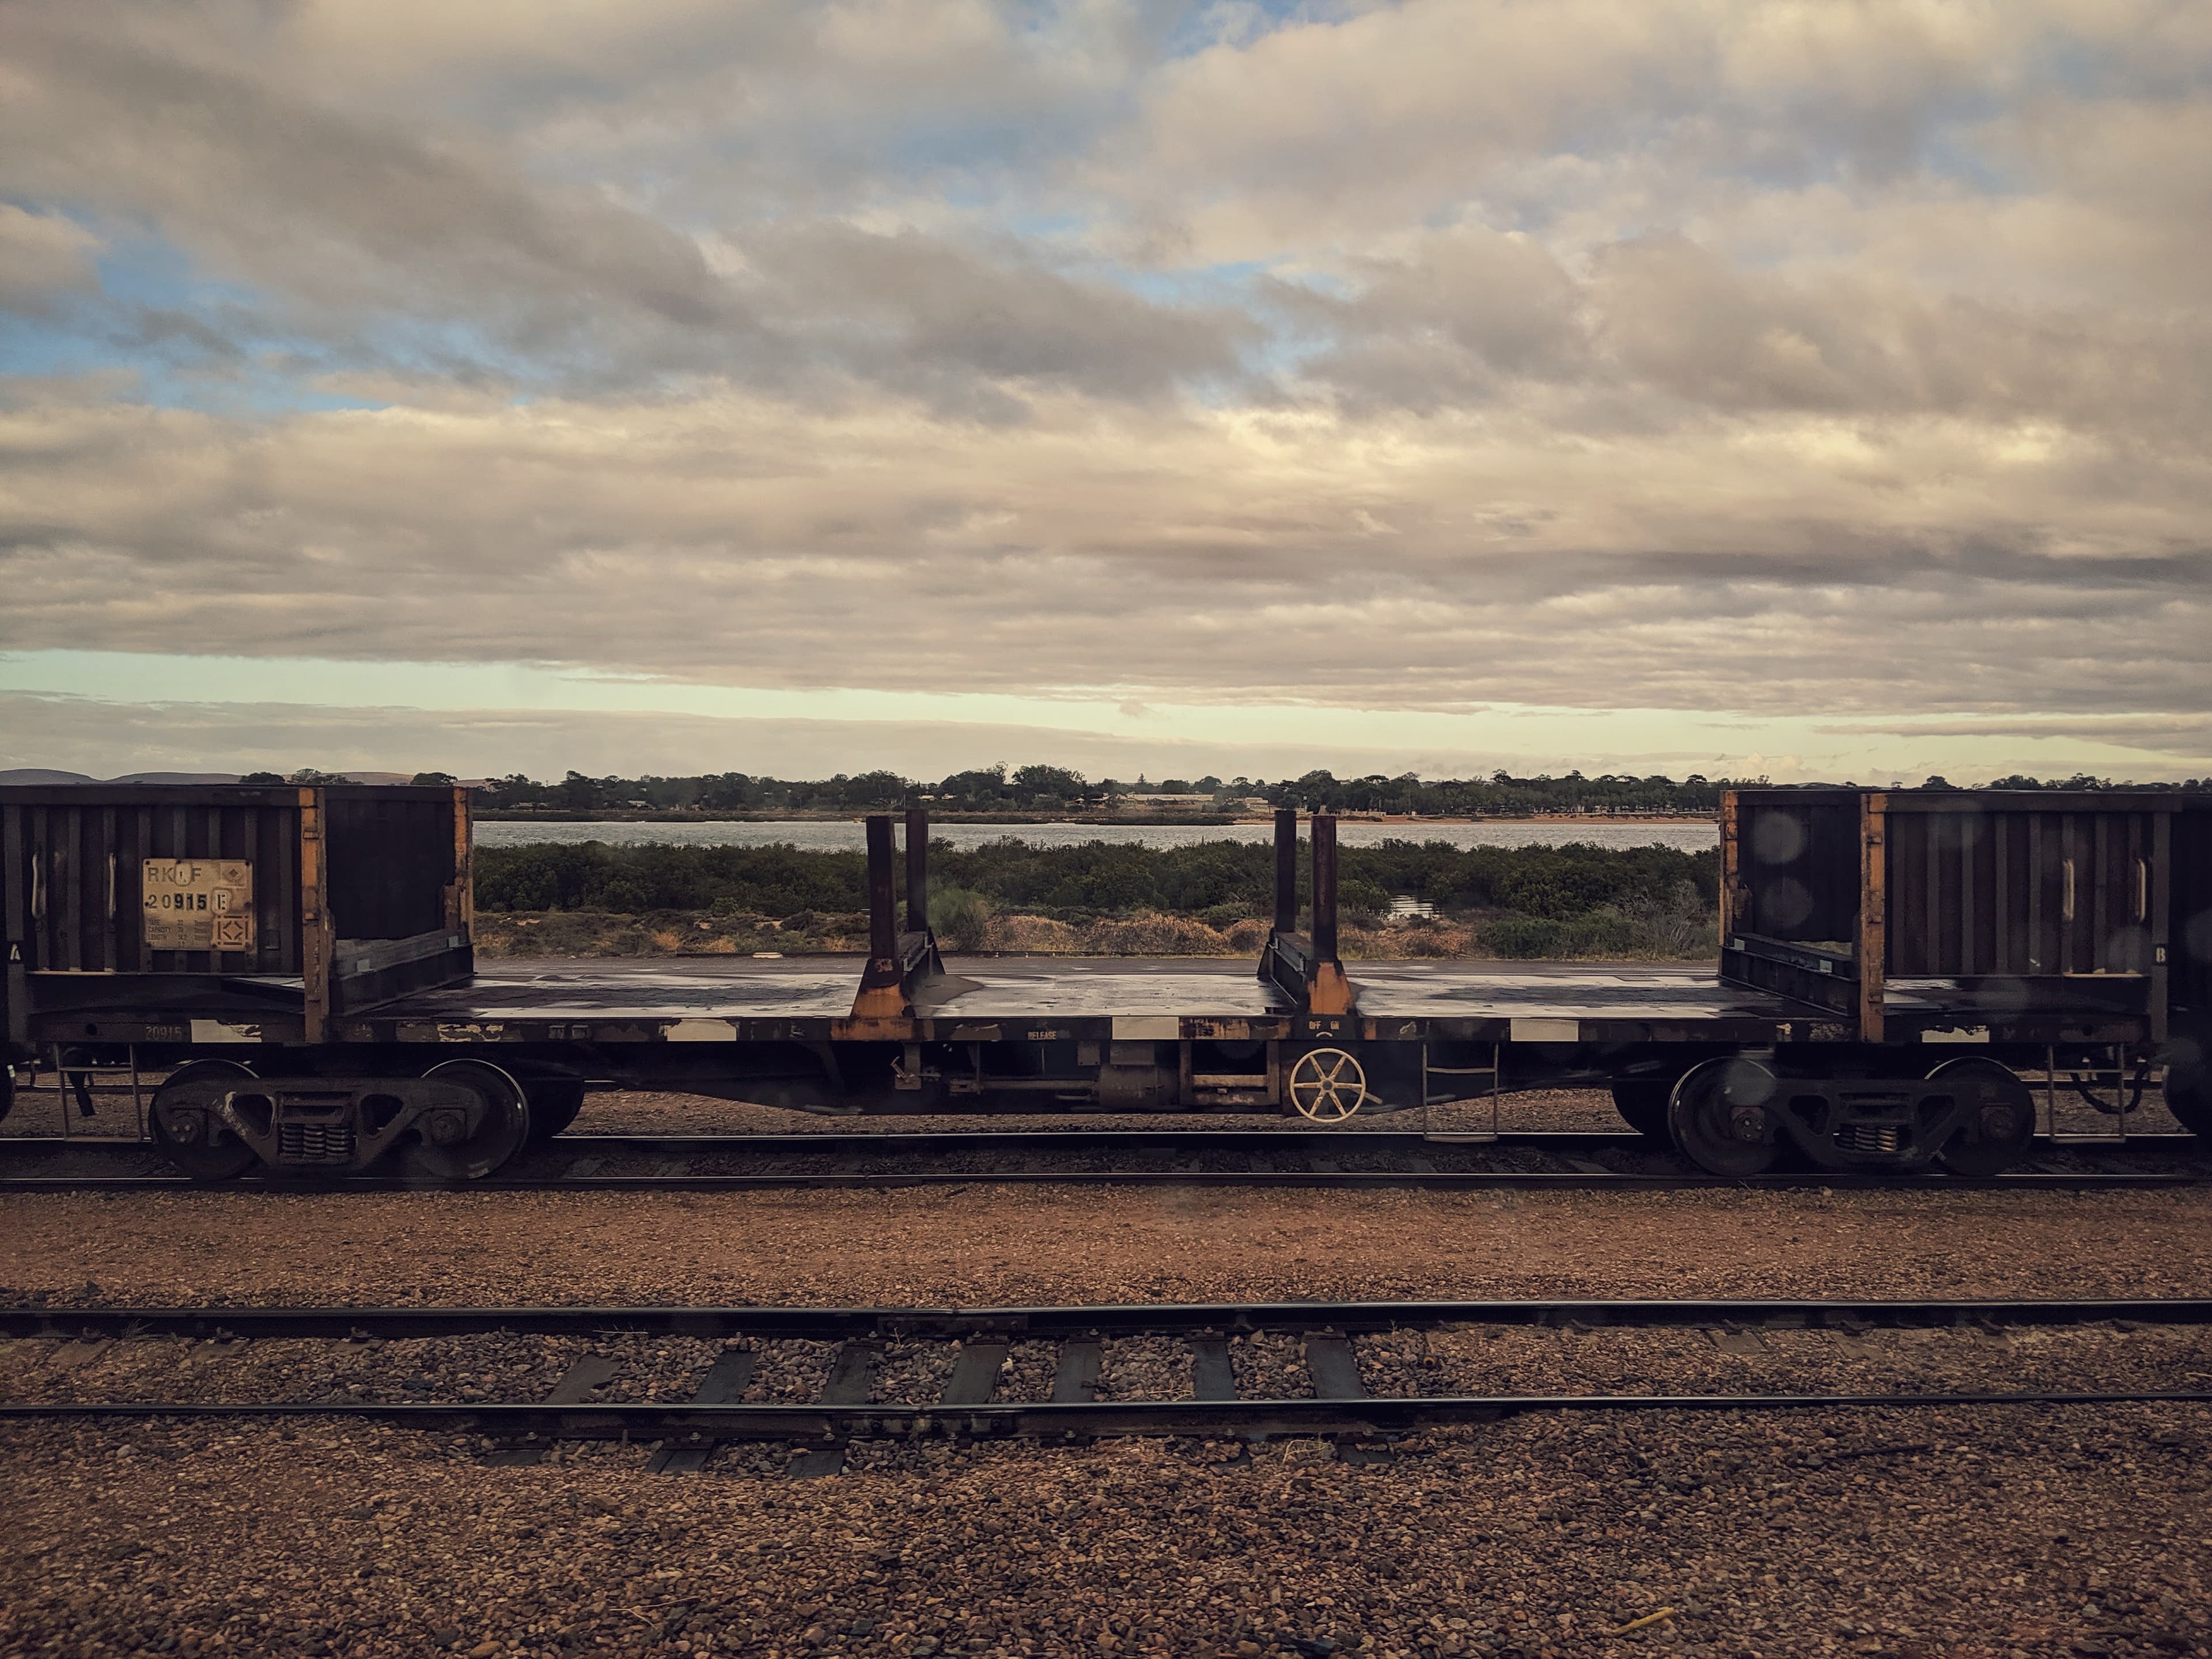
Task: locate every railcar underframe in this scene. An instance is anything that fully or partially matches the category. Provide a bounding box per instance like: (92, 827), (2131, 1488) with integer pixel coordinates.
(6, 796), (2209, 1179)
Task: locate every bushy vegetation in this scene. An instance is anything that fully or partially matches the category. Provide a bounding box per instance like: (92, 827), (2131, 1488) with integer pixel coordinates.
(927, 885), (994, 952)
(475, 838), (1719, 927)
(474, 842), (869, 915)
(257, 762), (2206, 817)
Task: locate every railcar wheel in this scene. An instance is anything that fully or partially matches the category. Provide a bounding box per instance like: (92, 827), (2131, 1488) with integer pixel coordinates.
(1928, 1057), (2036, 1176)
(1287, 1048), (1368, 1123)
(523, 1079), (586, 1143)
(2164, 1039), (2211, 1139)
(149, 1059), (262, 1181)
(1610, 1080), (1673, 1139)
(1668, 1056), (1781, 1177)
(405, 1059), (531, 1180)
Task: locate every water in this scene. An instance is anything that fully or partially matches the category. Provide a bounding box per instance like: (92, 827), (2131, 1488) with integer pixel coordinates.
(474, 819), (1718, 854)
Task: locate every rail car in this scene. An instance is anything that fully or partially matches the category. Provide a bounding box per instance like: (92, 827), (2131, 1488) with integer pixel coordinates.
(5, 783), (2209, 1180)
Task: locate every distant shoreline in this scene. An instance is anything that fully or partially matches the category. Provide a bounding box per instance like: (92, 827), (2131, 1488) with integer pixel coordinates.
(471, 809), (1718, 825)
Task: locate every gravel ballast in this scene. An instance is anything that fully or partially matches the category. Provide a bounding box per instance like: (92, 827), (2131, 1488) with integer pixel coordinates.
(6, 1096), (2210, 1657)
(2, 1404), (2207, 1658)
(6, 1185), (2211, 1309)
(5, 1321), (2209, 1408)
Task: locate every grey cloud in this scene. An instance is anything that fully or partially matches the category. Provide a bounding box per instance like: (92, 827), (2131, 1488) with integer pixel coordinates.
(1288, 225), (2212, 436)
(2, 8), (1237, 406)
(1269, 228), (1586, 411)
(741, 224), (1255, 407)
(2, 395), (2206, 727)
(1819, 714), (2212, 759)
(1096, 1), (2180, 256)
(13, 35), (715, 325)
(0, 20), (766, 383)
(1587, 234), (2212, 430)
(0, 205), (101, 312)
(0, 0), (2207, 772)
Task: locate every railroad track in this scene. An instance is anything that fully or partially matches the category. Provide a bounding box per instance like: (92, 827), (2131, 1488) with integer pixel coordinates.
(7, 1298), (2209, 1474)
(2, 1128), (2206, 1191)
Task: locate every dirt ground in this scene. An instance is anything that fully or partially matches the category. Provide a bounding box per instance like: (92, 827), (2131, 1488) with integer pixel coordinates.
(3, 1129), (2210, 1657)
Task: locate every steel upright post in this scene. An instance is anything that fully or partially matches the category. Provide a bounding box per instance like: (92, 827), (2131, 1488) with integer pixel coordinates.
(1312, 815), (1339, 961)
(1274, 809), (1298, 935)
(866, 816), (897, 965)
(1857, 793), (1887, 1043)
(904, 808), (929, 937)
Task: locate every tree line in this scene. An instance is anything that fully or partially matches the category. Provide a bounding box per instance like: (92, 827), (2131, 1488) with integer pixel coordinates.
(236, 764), (2210, 819)
(461, 764), (1737, 816)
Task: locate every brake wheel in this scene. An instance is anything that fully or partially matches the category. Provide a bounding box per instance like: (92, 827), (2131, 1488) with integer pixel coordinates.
(1287, 1048), (1368, 1123)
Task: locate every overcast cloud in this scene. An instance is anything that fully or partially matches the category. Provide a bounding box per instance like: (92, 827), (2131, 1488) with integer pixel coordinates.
(1, 0), (2207, 778)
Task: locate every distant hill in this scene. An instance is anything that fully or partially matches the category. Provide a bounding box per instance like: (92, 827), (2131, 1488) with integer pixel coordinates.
(0, 770), (478, 787)
(0, 770), (249, 786)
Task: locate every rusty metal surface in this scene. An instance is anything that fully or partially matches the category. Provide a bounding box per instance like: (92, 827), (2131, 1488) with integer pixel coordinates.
(40, 945), (2173, 1041)
(376, 957), (1795, 1025)
(929, 963), (1294, 1018)
(377, 960), (863, 1019)
(1344, 964), (1791, 1021)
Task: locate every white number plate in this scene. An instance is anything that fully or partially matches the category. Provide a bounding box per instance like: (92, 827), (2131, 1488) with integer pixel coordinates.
(143, 859), (256, 952)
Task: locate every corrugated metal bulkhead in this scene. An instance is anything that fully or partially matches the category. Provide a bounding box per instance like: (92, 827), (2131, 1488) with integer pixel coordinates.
(3, 789), (306, 976)
(1734, 794), (1860, 946)
(1731, 786), (2197, 983)
(2173, 797), (2212, 1016)
(1886, 800), (2166, 979)
(1, 784), (462, 979)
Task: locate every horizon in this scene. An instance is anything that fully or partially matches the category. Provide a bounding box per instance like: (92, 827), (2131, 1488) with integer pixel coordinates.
(5, 761), (2201, 796)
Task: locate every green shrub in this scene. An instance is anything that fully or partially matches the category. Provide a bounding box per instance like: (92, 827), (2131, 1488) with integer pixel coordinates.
(929, 885), (994, 952)
(1483, 915), (1565, 957)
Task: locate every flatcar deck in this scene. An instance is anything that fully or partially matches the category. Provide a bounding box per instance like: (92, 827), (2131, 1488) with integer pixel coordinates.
(344, 956), (1796, 1043)
(11, 791), (2203, 1179)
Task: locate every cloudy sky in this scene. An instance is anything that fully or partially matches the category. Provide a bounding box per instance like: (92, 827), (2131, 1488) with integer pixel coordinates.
(2, 0), (2208, 783)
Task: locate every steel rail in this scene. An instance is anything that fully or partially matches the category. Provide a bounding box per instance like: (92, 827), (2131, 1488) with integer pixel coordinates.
(0, 1168), (2199, 1192)
(17, 1128), (1517, 1152)
(9, 1297), (2209, 1342)
(6, 1129), (2199, 1153)
(7, 1128), (2200, 1194)
(3, 1391), (2207, 1441)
